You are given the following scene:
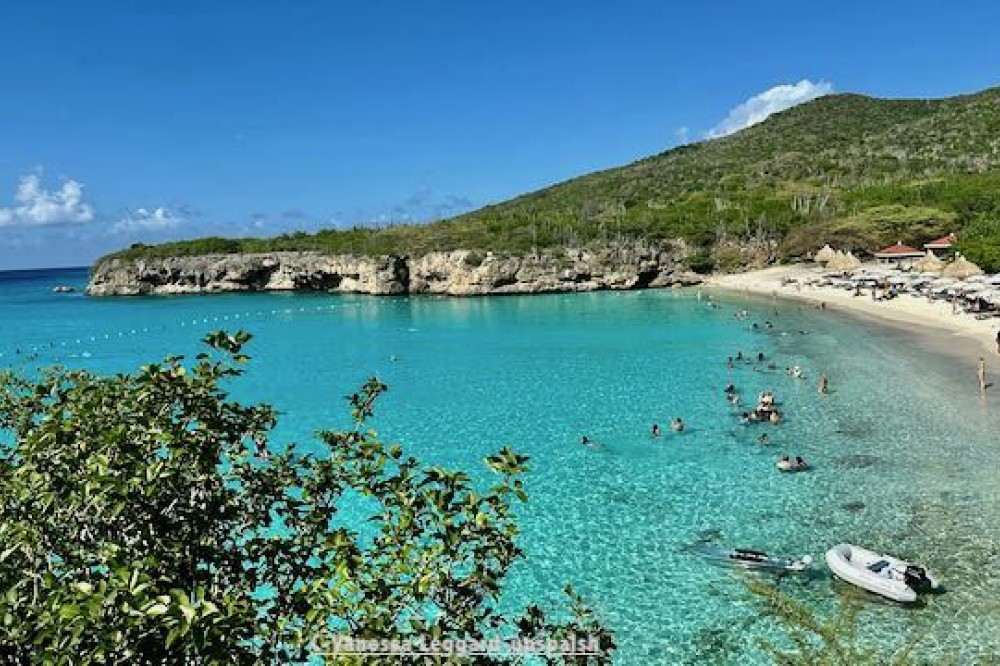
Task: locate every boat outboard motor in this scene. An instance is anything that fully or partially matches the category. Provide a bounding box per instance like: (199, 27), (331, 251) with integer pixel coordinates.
(903, 565), (932, 591)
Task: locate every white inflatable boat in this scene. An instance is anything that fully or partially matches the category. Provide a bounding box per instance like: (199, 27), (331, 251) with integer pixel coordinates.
(825, 543), (940, 603)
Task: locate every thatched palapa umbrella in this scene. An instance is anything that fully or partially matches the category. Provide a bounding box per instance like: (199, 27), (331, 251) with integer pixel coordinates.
(825, 251), (853, 272)
(942, 256), (984, 280)
(814, 244), (835, 264)
(843, 251), (862, 271)
(913, 250), (944, 274)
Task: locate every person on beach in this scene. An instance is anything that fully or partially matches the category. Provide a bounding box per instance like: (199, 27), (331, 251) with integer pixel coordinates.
(818, 374), (828, 395)
(996, 329), (1000, 355)
(979, 357), (987, 394)
(652, 423), (661, 438)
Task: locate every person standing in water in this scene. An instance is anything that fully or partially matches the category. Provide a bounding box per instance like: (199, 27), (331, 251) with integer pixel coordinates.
(652, 423), (661, 438)
(978, 357), (987, 394)
(818, 374), (828, 395)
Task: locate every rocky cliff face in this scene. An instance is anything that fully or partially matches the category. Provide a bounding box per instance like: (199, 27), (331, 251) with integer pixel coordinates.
(87, 245), (704, 297)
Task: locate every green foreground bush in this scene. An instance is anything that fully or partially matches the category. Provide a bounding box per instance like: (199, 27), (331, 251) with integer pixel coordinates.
(0, 332), (613, 664)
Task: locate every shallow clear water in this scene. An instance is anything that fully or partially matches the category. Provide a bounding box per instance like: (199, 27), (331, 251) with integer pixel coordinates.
(3, 268), (1000, 664)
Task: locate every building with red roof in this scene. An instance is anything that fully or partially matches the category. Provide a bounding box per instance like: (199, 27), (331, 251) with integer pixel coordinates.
(874, 241), (924, 267)
(923, 233), (956, 257)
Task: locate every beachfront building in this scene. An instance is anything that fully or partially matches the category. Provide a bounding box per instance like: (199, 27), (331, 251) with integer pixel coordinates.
(874, 241), (924, 268)
(924, 233), (957, 258)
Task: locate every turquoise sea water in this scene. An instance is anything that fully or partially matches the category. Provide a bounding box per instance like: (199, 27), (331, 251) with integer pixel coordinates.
(3, 267), (1000, 664)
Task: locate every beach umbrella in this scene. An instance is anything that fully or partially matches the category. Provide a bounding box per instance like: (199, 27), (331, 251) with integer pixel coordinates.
(913, 251), (944, 274)
(987, 275), (1000, 285)
(843, 251), (862, 271)
(825, 251), (851, 271)
(942, 257), (984, 280)
(814, 244), (836, 264)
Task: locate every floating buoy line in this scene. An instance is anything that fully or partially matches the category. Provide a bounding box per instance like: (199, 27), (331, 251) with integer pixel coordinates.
(0, 301), (364, 366)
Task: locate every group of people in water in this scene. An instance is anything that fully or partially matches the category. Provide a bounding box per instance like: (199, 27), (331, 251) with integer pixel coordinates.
(727, 322), (832, 471)
(578, 306), (830, 474)
(733, 386), (783, 425)
(651, 418), (685, 437)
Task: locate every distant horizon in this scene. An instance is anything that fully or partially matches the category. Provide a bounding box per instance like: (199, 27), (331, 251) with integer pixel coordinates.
(0, 264), (89, 274)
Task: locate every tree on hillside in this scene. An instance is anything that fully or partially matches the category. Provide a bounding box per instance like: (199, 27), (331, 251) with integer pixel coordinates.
(0, 331), (613, 664)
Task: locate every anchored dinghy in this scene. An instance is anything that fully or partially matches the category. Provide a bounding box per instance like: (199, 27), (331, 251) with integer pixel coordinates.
(825, 543), (940, 603)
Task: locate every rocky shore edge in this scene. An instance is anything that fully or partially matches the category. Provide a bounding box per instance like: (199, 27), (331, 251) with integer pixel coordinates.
(86, 246), (713, 297)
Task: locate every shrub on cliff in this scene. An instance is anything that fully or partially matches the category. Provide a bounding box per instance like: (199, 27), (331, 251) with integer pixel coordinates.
(0, 332), (613, 664)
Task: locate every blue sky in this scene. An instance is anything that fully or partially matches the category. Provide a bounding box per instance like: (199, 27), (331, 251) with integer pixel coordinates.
(1, 0), (998, 269)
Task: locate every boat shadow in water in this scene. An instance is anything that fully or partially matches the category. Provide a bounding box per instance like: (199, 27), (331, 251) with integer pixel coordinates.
(828, 576), (943, 608)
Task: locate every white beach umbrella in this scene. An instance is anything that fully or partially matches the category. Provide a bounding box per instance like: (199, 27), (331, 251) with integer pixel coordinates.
(987, 275), (1000, 285)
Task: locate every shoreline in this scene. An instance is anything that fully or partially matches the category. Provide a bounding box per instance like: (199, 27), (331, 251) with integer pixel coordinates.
(706, 265), (1000, 374)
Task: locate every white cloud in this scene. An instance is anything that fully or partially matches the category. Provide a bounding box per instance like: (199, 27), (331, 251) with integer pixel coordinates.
(0, 173), (95, 227)
(675, 126), (690, 144)
(706, 79), (833, 139)
(114, 206), (183, 233)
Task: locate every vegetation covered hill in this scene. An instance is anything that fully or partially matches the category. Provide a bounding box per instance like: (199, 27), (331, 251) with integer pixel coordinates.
(104, 86), (1000, 271)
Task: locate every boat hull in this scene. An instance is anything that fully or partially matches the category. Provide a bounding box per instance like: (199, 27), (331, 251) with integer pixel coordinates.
(825, 543), (937, 603)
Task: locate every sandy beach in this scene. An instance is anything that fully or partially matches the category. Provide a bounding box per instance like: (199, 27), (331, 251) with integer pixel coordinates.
(707, 265), (1000, 371)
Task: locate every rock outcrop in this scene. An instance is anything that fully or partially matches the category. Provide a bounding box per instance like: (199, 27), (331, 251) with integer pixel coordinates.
(87, 245), (704, 297)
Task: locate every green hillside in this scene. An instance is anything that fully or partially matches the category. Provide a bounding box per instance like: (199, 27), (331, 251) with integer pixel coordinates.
(103, 86), (1000, 271)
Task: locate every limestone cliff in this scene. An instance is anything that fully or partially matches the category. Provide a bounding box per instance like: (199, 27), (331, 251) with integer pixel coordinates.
(86, 245), (704, 297)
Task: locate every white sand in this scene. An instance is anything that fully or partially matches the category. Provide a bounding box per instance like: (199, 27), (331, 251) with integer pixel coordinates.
(707, 265), (1000, 365)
